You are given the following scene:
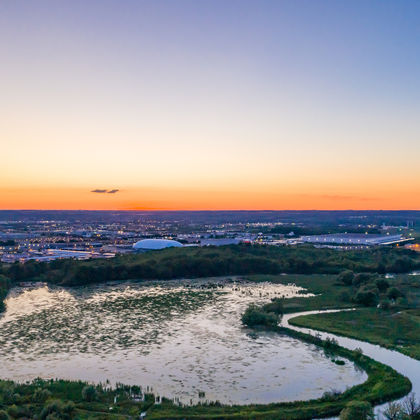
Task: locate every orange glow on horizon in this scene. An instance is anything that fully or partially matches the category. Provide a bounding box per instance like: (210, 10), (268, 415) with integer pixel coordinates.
(0, 186), (419, 211)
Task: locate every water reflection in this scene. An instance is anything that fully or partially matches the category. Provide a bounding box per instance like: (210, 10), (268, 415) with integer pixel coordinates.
(0, 279), (366, 405)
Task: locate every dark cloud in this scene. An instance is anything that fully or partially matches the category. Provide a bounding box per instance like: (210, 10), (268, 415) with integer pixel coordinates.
(90, 189), (120, 194)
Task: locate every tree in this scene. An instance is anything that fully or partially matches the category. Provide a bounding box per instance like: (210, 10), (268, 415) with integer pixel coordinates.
(33, 388), (52, 403)
(402, 393), (420, 418)
(353, 273), (375, 287)
(339, 400), (374, 420)
(0, 275), (11, 290)
(376, 278), (390, 292)
(39, 400), (75, 420)
(337, 270), (354, 286)
(387, 287), (403, 300)
(354, 288), (379, 307)
(0, 411), (10, 420)
(383, 402), (404, 420)
(81, 385), (98, 402)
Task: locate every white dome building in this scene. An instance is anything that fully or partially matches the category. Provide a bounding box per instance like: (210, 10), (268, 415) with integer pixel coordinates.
(132, 239), (183, 251)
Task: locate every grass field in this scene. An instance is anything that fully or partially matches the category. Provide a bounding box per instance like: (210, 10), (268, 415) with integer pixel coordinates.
(248, 273), (356, 312)
(250, 273), (420, 360)
(290, 307), (420, 360)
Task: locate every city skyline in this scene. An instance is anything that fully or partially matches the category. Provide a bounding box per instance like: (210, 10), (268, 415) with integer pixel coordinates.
(1, 0), (420, 210)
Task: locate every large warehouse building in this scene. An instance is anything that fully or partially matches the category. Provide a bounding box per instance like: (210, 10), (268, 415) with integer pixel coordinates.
(300, 233), (407, 246)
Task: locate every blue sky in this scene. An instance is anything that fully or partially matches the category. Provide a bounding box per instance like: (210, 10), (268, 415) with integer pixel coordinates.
(1, 0), (419, 209)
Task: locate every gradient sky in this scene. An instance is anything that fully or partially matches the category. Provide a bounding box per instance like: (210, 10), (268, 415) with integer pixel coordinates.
(1, 0), (419, 210)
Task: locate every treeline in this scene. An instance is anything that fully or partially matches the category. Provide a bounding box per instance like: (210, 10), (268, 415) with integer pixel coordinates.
(1, 245), (419, 288)
(0, 275), (11, 312)
(0, 377), (155, 420)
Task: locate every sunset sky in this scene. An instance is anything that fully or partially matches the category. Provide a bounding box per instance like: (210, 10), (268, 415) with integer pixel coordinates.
(1, 0), (419, 210)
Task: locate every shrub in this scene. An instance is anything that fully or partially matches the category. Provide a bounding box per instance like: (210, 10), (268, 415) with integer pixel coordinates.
(354, 288), (379, 307)
(81, 385), (98, 402)
(0, 275), (11, 290)
(353, 273), (375, 287)
(6, 406), (18, 419)
(337, 270), (354, 286)
(387, 287), (403, 300)
(0, 411), (10, 420)
(39, 400), (75, 420)
(241, 305), (278, 328)
(375, 278), (390, 292)
(6, 405), (29, 419)
(378, 299), (391, 310)
(339, 400), (374, 420)
(322, 389), (342, 401)
(395, 296), (409, 308)
(262, 297), (284, 315)
(33, 388), (52, 403)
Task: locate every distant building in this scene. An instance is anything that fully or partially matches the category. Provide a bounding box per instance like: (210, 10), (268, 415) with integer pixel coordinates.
(132, 239), (183, 251)
(405, 243), (420, 252)
(200, 238), (241, 246)
(300, 233), (407, 246)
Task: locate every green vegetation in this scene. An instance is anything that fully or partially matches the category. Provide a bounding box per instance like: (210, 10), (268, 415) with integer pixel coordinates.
(290, 307), (420, 360)
(264, 271), (420, 360)
(249, 271), (420, 360)
(0, 378), (156, 420)
(0, 275), (11, 313)
(241, 297), (283, 328)
(1, 244), (419, 288)
(248, 273), (357, 313)
(339, 400), (374, 420)
(241, 304), (278, 328)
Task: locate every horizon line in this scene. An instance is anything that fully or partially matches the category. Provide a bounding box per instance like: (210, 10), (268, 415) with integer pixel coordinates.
(0, 208), (419, 212)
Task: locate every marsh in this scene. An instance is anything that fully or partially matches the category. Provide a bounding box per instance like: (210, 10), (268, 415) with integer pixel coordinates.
(0, 278), (366, 405)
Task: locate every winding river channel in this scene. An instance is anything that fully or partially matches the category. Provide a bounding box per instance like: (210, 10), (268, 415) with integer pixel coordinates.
(281, 310), (420, 419)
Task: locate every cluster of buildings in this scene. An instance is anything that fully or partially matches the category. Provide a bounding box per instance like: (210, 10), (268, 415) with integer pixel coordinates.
(0, 216), (416, 262)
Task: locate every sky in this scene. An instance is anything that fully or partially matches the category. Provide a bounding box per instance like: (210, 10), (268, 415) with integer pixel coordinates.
(1, 0), (419, 210)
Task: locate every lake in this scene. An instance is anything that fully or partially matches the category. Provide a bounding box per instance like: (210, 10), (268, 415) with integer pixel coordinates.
(0, 278), (366, 405)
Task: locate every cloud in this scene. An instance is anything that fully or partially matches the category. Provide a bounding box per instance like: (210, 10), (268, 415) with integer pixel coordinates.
(90, 188), (120, 194)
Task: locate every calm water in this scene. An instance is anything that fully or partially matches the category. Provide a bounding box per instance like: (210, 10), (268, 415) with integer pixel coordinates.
(0, 279), (367, 405)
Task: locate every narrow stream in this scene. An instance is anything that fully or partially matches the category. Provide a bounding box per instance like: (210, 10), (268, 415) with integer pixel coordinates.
(281, 309), (420, 419)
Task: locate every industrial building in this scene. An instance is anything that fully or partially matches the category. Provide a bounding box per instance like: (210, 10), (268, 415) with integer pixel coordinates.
(300, 233), (408, 246)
